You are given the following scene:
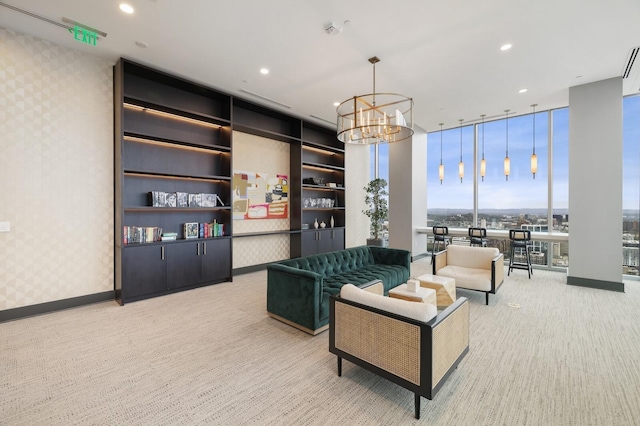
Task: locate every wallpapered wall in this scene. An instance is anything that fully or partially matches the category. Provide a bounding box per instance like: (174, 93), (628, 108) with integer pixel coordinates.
(0, 28), (114, 310)
(232, 132), (290, 268)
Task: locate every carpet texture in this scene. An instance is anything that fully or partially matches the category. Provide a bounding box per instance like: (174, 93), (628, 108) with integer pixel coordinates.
(1, 258), (639, 425)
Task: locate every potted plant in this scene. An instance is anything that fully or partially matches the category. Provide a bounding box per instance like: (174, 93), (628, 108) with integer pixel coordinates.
(363, 178), (388, 246)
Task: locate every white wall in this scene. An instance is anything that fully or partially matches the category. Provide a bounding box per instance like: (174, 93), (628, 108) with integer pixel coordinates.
(0, 28), (114, 310)
(568, 77), (623, 290)
(389, 127), (428, 257)
(345, 144), (370, 248)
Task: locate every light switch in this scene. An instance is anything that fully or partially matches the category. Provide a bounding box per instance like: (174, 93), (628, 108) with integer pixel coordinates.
(0, 222), (10, 232)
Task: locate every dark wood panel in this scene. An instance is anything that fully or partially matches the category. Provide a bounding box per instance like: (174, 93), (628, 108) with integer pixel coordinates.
(166, 242), (202, 289)
(202, 238), (231, 282)
(123, 140), (222, 177)
(121, 245), (167, 300)
(233, 99), (301, 138)
(123, 174), (230, 208)
(302, 122), (342, 151)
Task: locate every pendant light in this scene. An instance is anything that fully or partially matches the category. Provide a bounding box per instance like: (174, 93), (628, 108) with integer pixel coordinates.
(336, 56), (414, 144)
(480, 114), (486, 182)
(531, 104), (538, 179)
(458, 119), (464, 182)
(438, 123), (444, 184)
(504, 109), (510, 181)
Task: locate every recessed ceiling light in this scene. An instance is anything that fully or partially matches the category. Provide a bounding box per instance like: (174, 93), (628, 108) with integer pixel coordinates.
(135, 41), (148, 48)
(500, 43), (512, 51)
(260, 68), (269, 75)
(519, 88), (528, 93)
(119, 3), (134, 14)
(333, 102), (340, 107)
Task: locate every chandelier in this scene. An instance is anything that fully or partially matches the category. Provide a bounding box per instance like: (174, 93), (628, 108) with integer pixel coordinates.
(336, 56), (414, 144)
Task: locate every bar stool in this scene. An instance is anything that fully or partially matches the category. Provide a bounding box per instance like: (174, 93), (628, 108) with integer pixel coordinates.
(431, 226), (449, 264)
(508, 229), (532, 278)
(468, 227), (487, 247)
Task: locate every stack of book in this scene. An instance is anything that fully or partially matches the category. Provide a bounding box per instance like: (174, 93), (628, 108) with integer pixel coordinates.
(161, 232), (178, 242)
(123, 226), (162, 244)
(184, 221), (225, 239)
(149, 191), (225, 207)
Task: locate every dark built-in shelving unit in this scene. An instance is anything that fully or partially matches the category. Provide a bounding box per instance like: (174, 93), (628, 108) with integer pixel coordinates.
(114, 58), (344, 304)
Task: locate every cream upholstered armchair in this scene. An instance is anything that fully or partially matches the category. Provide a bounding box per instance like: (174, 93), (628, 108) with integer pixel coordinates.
(329, 282), (469, 419)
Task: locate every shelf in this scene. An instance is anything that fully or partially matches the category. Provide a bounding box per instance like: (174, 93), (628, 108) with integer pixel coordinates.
(302, 141), (344, 155)
(124, 207), (231, 212)
(233, 230), (295, 238)
(233, 123), (301, 144)
(123, 235), (231, 247)
(124, 171), (231, 182)
(124, 96), (231, 128)
(302, 162), (344, 172)
(124, 133), (231, 153)
(302, 184), (345, 191)
(302, 207), (345, 211)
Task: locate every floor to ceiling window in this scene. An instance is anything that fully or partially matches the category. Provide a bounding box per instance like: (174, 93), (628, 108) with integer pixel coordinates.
(426, 123), (474, 229)
(623, 94), (640, 276)
(551, 107), (569, 267)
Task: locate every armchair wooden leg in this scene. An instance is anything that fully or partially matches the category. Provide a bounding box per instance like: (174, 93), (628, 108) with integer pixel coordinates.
(337, 356), (342, 377)
(415, 393), (420, 419)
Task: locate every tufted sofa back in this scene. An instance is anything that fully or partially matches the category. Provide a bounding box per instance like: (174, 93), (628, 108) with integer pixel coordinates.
(280, 246), (376, 277)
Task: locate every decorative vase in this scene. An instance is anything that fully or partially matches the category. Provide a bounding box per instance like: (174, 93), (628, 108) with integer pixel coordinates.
(330, 216), (334, 228)
(314, 218), (319, 229)
(320, 221), (326, 228)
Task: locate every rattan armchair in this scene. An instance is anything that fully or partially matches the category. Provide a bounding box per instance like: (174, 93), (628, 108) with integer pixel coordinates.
(329, 293), (469, 419)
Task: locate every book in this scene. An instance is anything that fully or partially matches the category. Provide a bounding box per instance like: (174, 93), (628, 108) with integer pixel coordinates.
(216, 194), (225, 206)
(201, 193), (217, 207)
(176, 192), (188, 207)
(184, 222), (199, 239)
(188, 193), (202, 207)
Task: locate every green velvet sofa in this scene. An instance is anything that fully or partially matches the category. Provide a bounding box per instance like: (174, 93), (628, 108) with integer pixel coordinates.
(266, 246), (411, 335)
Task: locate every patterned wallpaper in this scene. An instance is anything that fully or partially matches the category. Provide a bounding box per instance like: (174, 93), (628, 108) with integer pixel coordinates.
(232, 131), (290, 268)
(0, 28), (114, 310)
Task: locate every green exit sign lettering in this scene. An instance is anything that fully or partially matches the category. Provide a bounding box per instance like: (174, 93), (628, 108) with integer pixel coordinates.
(73, 26), (98, 46)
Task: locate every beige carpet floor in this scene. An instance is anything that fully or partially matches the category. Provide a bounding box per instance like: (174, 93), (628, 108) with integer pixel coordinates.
(2, 258), (640, 425)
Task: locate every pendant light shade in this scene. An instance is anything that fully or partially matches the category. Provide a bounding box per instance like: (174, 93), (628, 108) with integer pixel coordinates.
(458, 119), (464, 183)
(504, 109), (510, 181)
(336, 56), (414, 144)
(438, 123), (444, 184)
(531, 104), (538, 178)
(480, 114), (486, 182)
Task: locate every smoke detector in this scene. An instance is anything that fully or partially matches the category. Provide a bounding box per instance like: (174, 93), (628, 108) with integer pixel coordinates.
(324, 22), (342, 35)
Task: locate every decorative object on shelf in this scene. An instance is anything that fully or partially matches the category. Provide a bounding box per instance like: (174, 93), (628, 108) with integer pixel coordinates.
(184, 222), (199, 239)
(458, 118), (464, 183)
(201, 193), (218, 207)
(314, 218), (319, 229)
(530, 104), (538, 179)
(303, 177), (325, 185)
(363, 178), (388, 246)
(330, 215), (334, 228)
(336, 56), (414, 145)
(302, 223), (309, 230)
(177, 192), (188, 207)
(438, 123), (444, 184)
(188, 193), (202, 207)
(320, 221), (326, 228)
(480, 115), (486, 182)
(232, 171), (288, 220)
(123, 226), (163, 244)
(504, 109), (511, 181)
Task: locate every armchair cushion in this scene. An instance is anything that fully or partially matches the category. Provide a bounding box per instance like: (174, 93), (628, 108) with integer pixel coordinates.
(340, 284), (437, 322)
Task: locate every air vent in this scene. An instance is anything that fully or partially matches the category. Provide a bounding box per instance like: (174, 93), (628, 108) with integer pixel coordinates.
(237, 89), (291, 109)
(622, 46), (640, 95)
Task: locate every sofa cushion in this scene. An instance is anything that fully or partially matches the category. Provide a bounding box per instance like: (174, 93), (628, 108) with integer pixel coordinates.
(438, 265), (492, 291)
(446, 245), (499, 270)
(340, 284), (437, 322)
(279, 246), (376, 276)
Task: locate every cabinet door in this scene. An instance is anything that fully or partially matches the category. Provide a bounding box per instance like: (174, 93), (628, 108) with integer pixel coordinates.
(330, 228), (345, 251)
(166, 242), (202, 289)
(201, 239), (231, 282)
(301, 231), (318, 257)
(317, 229), (333, 254)
(122, 245), (167, 300)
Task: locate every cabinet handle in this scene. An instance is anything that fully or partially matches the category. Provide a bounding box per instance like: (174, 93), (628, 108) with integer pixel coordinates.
(318, 231), (321, 240)
(161, 246), (165, 260)
(203, 242), (207, 255)
(197, 243), (200, 256)
(332, 230), (335, 238)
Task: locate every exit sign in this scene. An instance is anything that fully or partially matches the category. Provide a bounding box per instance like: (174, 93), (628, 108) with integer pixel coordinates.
(72, 25), (98, 46)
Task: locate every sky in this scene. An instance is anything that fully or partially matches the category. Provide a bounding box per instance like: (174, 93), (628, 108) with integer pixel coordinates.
(371, 95), (640, 212)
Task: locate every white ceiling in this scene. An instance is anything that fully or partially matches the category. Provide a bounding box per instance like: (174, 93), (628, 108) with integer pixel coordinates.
(2, 0), (639, 132)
